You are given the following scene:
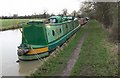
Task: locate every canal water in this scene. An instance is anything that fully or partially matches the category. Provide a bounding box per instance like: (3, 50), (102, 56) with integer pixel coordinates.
(0, 29), (42, 76)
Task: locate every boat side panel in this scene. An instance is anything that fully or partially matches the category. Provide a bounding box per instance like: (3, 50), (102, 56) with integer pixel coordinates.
(46, 25), (64, 43)
(48, 25), (80, 51)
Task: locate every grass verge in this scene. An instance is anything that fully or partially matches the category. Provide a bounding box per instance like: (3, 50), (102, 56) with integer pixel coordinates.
(71, 20), (118, 76)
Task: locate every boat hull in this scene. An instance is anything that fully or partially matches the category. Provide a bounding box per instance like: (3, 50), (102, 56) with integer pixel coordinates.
(18, 52), (49, 61)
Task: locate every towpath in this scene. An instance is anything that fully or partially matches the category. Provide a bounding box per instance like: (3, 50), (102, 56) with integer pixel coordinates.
(60, 32), (88, 76)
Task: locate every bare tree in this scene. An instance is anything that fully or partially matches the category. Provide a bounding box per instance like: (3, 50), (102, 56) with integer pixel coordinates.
(62, 8), (68, 16)
(13, 14), (18, 19)
(71, 10), (77, 17)
(42, 9), (48, 18)
(79, 2), (94, 17)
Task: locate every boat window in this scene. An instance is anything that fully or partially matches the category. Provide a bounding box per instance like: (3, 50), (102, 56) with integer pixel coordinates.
(50, 18), (57, 23)
(48, 33), (50, 35)
(66, 24), (68, 28)
(52, 30), (55, 36)
(60, 28), (61, 33)
(66, 24), (68, 32)
(72, 22), (74, 29)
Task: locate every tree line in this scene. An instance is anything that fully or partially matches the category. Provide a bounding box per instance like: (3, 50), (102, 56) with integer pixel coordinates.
(1, 13), (50, 19)
(79, 2), (119, 43)
(0, 8), (79, 19)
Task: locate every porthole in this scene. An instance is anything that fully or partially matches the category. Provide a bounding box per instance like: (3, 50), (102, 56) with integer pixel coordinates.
(52, 30), (55, 36)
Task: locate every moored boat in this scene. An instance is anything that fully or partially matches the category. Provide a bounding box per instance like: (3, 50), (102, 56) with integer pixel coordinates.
(17, 16), (80, 61)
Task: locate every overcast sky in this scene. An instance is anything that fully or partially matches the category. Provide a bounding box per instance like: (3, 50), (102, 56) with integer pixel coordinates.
(0, 0), (118, 16)
(0, 0), (86, 16)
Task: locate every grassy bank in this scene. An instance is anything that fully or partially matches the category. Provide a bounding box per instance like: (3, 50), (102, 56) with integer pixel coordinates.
(30, 25), (87, 76)
(71, 20), (118, 76)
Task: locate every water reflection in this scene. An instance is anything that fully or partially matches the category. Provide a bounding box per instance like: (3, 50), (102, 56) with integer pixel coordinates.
(0, 30), (41, 76)
(18, 60), (41, 76)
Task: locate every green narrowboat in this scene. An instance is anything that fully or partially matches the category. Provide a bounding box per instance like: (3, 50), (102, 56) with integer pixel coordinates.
(17, 16), (80, 61)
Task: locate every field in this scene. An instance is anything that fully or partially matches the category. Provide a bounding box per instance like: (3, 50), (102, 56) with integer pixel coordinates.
(0, 19), (45, 31)
(30, 20), (118, 76)
(0, 19), (28, 30)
